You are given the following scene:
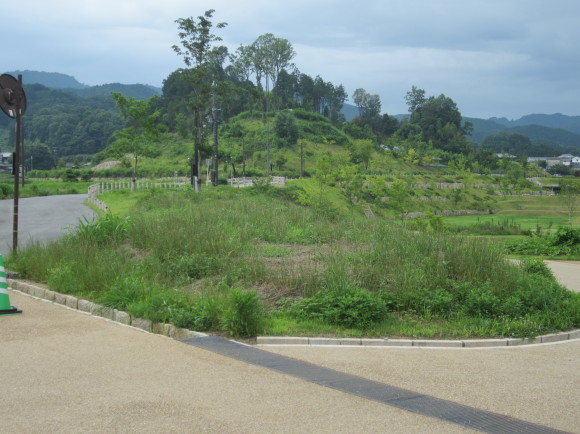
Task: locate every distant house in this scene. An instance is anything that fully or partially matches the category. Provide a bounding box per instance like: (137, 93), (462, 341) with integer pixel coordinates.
(528, 154), (580, 168)
(496, 153), (517, 159)
(0, 152), (11, 163)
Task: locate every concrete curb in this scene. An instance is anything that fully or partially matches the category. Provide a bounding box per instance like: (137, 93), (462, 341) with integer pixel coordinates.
(8, 278), (207, 341)
(8, 278), (579, 349)
(257, 331), (579, 348)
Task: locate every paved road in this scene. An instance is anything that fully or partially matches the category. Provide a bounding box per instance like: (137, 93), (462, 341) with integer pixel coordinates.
(544, 260), (580, 292)
(2, 291), (579, 433)
(0, 194), (96, 256)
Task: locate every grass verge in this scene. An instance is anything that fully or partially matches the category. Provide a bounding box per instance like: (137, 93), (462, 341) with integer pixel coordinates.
(7, 187), (579, 339)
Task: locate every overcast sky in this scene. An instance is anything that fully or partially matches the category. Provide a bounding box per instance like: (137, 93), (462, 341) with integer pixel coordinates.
(4, 0), (579, 119)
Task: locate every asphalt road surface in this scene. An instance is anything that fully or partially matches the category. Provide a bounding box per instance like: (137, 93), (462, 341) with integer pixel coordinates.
(0, 194), (96, 256)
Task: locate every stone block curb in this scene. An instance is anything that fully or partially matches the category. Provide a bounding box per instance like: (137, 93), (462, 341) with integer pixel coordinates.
(65, 295), (78, 310)
(113, 309), (131, 325)
(77, 299), (96, 313)
(54, 292), (67, 305)
(132, 317), (152, 332)
(7, 278), (580, 349)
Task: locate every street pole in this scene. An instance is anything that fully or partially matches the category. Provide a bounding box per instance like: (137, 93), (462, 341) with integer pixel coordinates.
(265, 75), (270, 176)
(300, 140), (304, 178)
(212, 87), (219, 187)
(12, 75), (23, 254)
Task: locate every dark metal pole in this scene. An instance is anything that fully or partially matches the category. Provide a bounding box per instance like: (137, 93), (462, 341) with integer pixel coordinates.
(12, 75), (23, 254)
(20, 118), (25, 187)
(300, 139), (304, 178)
(265, 76), (270, 176)
(212, 87), (219, 187)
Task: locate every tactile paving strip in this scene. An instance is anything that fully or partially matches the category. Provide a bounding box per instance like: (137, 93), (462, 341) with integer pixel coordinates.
(182, 336), (569, 434)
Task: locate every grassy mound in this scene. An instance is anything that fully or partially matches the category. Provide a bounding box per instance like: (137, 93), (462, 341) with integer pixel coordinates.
(8, 187), (579, 338)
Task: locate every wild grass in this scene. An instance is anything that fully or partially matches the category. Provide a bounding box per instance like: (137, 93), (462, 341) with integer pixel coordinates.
(7, 187), (579, 338)
(0, 180), (93, 199)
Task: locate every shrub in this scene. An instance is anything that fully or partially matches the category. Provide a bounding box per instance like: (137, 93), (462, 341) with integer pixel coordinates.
(72, 214), (131, 244)
(405, 287), (455, 317)
(506, 226), (580, 256)
(127, 289), (188, 323)
(46, 263), (82, 295)
(172, 294), (223, 331)
(552, 226), (580, 247)
(222, 289), (263, 338)
(99, 275), (144, 310)
(521, 258), (554, 279)
(290, 287), (387, 329)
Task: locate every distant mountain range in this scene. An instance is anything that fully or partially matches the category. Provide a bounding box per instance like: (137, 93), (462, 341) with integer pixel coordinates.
(7, 70), (162, 100)
(464, 115), (580, 150)
(7, 70), (580, 152)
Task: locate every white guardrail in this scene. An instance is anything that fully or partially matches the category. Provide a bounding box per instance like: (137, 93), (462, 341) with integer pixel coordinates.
(228, 176), (286, 188)
(87, 181), (187, 213)
(88, 177), (286, 212)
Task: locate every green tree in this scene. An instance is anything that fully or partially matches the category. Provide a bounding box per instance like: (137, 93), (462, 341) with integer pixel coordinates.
(559, 179), (580, 223)
(25, 139), (56, 170)
(352, 88), (381, 123)
(250, 33), (296, 90)
(173, 9), (227, 187)
(349, 139), (374, 170)
(409, 91), (471, 154)
(109, 92), (166, 186)
(389, 179), (413, 223)
(274, 111), (298, 146)
(405, 85), (426, 115)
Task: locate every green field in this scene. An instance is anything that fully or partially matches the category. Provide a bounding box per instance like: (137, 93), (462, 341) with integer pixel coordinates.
(443, 194), (578, 230)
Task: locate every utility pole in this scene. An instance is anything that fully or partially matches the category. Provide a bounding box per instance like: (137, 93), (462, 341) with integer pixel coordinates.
(242, 139), (246, 177)
(300, 140), (304, 178)
(265, 75), (270, 176)
(13, 80), (21, 253)
(1, 74), (28, 254)
(211, 86), (219, 187)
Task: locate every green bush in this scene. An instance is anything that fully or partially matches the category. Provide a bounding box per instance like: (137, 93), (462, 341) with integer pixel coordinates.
(290, 287), (387, 329)
(46, 263), (82, 295)
(521, 258), (554, 279)
(72, 214), (131, 245)
(99, 275), (144, 310)
(0, 183), (13, 198)
(222, 289), (263, 338)
(506, 226), (580, 256)
(172, 294), (223, 331)
(127, 289), (188, 323)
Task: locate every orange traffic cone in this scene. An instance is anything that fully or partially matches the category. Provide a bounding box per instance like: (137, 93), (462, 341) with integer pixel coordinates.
(0, 254), (21, 315)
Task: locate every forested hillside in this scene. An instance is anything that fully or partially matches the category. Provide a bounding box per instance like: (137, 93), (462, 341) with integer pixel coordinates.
(467, 115), (580, 157)
(7, 70), (88, 89)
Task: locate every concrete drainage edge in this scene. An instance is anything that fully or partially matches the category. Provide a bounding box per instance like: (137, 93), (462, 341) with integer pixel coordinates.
(8, 278), (207, 340)
(8, 278), (579, 348)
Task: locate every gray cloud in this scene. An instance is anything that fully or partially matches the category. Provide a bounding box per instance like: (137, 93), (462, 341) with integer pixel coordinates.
(2, 0), (579, 118)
